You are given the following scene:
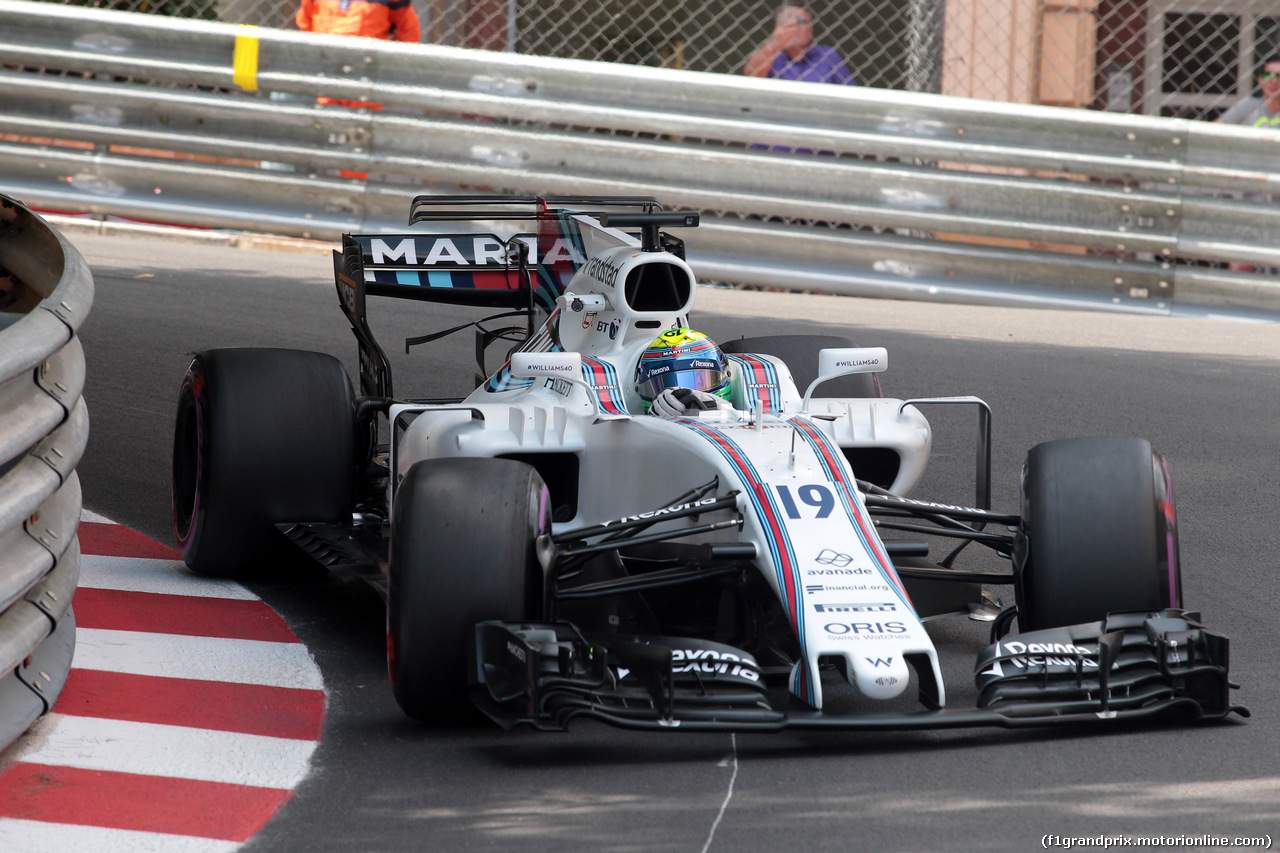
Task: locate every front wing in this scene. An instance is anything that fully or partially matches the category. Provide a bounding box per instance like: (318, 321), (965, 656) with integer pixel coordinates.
(472, 610), (1246, 732)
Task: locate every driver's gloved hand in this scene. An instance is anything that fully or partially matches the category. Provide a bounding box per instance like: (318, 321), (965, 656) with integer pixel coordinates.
(650, 387), (720, 418)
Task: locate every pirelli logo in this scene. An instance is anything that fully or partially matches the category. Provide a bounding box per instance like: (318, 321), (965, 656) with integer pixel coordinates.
(811, 602), (896, 613)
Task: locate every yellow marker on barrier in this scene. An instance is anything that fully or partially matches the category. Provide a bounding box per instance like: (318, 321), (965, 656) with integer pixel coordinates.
(232, 26), (260, 92)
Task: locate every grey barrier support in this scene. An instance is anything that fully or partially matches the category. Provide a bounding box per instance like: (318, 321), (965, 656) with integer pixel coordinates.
(0, 193), (94, 752)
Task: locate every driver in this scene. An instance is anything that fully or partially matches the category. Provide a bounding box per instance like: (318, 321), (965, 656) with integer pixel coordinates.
(635, 328), (732, 417)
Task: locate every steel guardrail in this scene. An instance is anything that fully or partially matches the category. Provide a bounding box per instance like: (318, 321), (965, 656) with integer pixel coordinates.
(0, 0), (1276, 316)
(0, 192), (93, 752)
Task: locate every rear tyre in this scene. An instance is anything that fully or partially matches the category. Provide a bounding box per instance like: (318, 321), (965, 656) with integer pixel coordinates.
(1015, 436), (1182, 632)
(721, 334), (879, 398)
(172, 348), (356, 578)
(389, 457), (550, 723)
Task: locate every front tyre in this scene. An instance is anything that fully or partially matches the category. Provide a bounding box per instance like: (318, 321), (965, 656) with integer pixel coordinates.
(388, 457), (550, 723)
(172, 348), (356, 578)
(1015, 436), (1182, 632)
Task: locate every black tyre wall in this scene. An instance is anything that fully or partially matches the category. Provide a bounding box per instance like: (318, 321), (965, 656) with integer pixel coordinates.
(722, 334), (879, 399)
(389, 457), (549, 723)
(172, 348), (356, 577)
(1016, 436), (1182, 632)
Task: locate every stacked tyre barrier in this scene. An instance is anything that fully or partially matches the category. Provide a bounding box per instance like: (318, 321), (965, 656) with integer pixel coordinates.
(0, 193), (92, 751)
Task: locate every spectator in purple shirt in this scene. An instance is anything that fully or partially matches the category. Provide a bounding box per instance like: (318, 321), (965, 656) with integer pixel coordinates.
(743, 3), (856, 86)
(744, 3), (855, 154)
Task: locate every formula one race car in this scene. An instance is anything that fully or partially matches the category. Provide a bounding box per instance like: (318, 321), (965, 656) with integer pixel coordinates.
(171, 195), (1246, 731)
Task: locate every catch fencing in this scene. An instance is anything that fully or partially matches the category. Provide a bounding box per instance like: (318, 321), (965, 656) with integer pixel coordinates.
(2, 0), (1280, 316)
(38, 0), (946, 93)
(0, 193), (92, 752)
(30, 0), (1276, 120)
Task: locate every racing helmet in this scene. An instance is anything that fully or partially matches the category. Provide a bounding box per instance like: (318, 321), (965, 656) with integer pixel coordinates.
(635, 328), (730, 409)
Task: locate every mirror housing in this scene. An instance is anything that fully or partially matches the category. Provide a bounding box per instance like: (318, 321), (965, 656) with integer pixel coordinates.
(508, 351), (627, 419)
(509, 351), (583, 381)
(802, 347), (888, 412)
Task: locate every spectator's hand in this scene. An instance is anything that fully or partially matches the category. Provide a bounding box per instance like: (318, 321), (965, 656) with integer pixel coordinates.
(650, 387), (721, 418)
(771, 9), (812, 54)
(771, 19), (793, 45)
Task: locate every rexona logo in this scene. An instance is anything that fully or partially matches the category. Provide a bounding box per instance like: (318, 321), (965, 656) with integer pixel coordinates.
(981, 640), (1098, 677)
(598, 497), (718, 528)
(812, 602), (896, 613)
(670, 649), (760, 682)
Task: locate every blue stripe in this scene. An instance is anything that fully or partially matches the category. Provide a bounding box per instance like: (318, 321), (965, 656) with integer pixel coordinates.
(730, 356), (757, 409)
(581, 358), (628, 415)
(674, 421), (814, 704)
(727, 355), (780, 412)
(427, 271), (455, 288)
(791, 419), (917, 616)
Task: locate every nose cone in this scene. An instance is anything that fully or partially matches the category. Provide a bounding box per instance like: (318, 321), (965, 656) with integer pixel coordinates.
(850, 653), (911, 700)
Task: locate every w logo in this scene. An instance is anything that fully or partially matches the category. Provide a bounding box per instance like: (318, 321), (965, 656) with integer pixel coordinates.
(866, 657), (893, 668)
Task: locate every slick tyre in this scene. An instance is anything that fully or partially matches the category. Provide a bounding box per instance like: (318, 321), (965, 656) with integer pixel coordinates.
(172, 348), (356, 578)
(1016, 436), (1182, 632)
(388, 457), (550, 724)
(721, 334), (880, 399)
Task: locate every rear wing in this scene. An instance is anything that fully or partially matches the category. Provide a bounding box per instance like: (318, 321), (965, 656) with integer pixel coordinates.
(348, 232), (532, 310)
(339, 195), (661, 311)
(333, 195), (695, 398)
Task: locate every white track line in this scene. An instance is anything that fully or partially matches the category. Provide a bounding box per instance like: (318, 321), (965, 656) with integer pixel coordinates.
(72, 628), (324, 690)
(0, 819), (242, 853)
(8, 714), (316, 789)
(78, 555), (259, 599)
(700, 733), (739, 853)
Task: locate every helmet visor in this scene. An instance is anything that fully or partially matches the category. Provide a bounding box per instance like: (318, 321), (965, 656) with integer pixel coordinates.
(637, 363), (729, 401)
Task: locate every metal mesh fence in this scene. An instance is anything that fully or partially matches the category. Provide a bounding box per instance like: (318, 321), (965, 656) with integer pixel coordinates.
(37, 0), (1280, 117)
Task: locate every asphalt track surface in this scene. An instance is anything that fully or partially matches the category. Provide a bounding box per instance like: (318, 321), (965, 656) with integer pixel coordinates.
(49, 227), (1280, 851)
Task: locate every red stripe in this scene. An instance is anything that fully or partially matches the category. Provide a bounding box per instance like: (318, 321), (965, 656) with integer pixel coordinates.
(683, 421), (810, 700)
(471, 270), (520, 289)
(731, 356), (776, 413)
(793, 420), (912, 602)
(73, 588), (299, 643)
(747, 357), (774, 412)
(78, 522), (181, 559)
(693, 425), (801, 625)
(758, 360), (775, 411)
(0, 763), (291, 842)
(583, 358), (623, 414)
(53, 670), (325, 740)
